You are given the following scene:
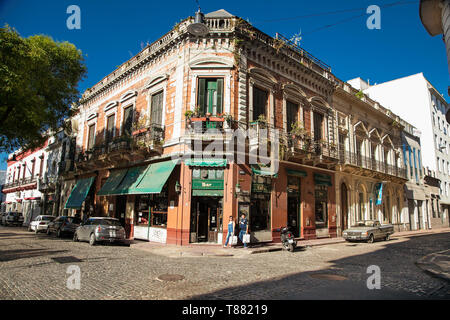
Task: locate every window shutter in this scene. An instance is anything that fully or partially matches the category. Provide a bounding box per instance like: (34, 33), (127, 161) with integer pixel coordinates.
(123, 107), (133, 136)
(197, 78), (206, 115)
(151, 92), (163, 125)
(216, 78), (223, 115)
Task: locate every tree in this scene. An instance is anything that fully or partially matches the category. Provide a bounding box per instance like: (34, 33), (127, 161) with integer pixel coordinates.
(0, 25), (87, 153)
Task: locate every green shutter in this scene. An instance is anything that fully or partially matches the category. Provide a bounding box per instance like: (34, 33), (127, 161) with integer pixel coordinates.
(198, 78), (206, 115)
(216, 78), (223, 115)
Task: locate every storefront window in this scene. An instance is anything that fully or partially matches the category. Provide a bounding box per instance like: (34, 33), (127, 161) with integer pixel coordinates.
(134, 184), (168, 228)
(315, 185), (328, 228)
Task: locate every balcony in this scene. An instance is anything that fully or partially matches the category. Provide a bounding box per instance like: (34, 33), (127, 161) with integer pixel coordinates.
(75, 124), (164, 171)
(281, 132), (339, 168)
(2, 177), (38, 193)
(38, 176), (57, 192)
(339, 150), (407, 180)
(185, 116), (236, 143)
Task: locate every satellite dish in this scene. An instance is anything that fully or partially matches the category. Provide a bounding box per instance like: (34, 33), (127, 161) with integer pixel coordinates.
(187, 9), (209, 37)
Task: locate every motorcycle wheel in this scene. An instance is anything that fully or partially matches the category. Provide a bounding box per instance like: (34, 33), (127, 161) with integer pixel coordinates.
(289, 243), (295, 252)
(282, 242), (290, 251)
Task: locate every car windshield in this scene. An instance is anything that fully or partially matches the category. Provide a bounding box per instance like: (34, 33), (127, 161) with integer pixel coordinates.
(67, 217), (81, 224)
(93, 219), (121, 226)
(41, 216), (55, 221)
(352, 221), (374, 227)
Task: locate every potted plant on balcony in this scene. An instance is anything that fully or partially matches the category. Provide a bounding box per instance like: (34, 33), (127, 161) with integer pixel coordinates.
(290, 121), (307, 138)
(132, 114), (150, 136)
(251, 114), (267, 129)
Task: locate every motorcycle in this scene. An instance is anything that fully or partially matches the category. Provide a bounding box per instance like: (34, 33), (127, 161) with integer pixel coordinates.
(280, 226), (297, 252)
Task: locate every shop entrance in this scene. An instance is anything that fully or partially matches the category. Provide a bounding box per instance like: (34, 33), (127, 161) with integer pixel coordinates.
(287, 176), (301, 238)
(191, 197), (223, 243)
(116, 195), (127, 227)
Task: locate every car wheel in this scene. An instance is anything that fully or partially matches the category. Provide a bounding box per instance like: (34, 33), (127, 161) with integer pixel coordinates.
(73, 232), (79, 242)
(367, 234), (374, 244)
(89, 233), (96, 246)
(385, 234), (390, 241)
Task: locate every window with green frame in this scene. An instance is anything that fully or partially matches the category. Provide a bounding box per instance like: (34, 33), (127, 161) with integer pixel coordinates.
(197, 78), (224, 116)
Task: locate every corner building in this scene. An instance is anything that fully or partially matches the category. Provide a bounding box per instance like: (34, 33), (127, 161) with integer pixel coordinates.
(66, 9), (409, 245)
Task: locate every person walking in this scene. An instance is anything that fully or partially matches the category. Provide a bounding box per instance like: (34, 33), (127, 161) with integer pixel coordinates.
(238, 213), (249, 248)
(223, 216), (235, 248)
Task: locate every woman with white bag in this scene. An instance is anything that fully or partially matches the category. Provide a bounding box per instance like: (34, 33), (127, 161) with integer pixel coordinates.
(223, 216), (236, 248)
(239, 214), (250, 248)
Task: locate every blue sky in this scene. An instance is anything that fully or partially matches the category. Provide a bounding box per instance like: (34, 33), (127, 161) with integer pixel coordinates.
(0, 0), (448, 170)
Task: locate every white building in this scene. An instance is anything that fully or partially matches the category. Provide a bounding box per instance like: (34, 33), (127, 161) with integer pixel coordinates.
(2, 141), (49, 225)
(349, 73), (449, 228)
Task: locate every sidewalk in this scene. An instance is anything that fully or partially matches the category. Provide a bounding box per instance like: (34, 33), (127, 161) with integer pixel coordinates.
(130, 227), (450, 258)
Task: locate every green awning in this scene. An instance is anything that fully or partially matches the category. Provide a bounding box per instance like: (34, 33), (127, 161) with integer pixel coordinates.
(109, 165), (148, 195)
(128, 160), (177, 194)
(192, 189), (224, 197)
(97, 169), (128, 196)
(314, 173), (332, 186)
(64, 177), (95, 209)
(185, 158), (227, 167)
(251, 165), (278, 177)
(286, 169), (307, 177)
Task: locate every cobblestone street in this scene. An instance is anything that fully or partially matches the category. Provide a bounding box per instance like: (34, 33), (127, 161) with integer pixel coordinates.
(0, 226), (449, 300)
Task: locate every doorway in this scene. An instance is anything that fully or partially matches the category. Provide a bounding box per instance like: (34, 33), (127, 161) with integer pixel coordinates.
(287, 176), (301, 237)
(191, 197), (222, 243)
(116, 195), (127, 227)
(341, 183), (348, 232)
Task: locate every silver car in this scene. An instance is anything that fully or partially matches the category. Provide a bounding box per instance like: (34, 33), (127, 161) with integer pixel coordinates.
(342, 220), (394, 243)
(2, 212), (24, 226)
(73, 217), (126, 246)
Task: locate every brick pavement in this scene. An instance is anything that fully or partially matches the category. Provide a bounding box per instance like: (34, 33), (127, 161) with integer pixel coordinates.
(0, 226), (449, 300)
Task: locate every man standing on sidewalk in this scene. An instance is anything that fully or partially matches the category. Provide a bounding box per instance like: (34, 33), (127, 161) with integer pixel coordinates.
(239, 214), (249, 248)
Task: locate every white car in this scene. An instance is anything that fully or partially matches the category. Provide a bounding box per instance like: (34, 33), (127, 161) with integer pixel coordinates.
(28, 215), (55, 233)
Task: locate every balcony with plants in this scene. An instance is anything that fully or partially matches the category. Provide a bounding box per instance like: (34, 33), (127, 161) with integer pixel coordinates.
(131, 115), (165, 156)
(184, 108), (236, 141)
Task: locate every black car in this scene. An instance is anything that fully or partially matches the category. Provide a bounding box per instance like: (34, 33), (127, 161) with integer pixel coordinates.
(47, 216), (81, 237)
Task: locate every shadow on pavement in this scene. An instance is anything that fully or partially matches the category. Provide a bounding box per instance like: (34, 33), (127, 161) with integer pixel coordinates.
(0, 248), (69, 262)
(189, 233), (450, 300)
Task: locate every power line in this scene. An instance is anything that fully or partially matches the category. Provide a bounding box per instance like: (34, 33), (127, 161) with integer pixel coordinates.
(301, 12), (367, 36)
(256, 0), (418, 24)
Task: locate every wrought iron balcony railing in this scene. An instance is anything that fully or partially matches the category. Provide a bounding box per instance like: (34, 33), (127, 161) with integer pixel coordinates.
(339, 150), (407, 179)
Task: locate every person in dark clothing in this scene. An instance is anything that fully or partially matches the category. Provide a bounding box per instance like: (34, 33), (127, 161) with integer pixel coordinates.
(239, 214), (249, 248)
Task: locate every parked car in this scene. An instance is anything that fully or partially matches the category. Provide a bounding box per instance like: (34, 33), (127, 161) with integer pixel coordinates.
(73, 217), (126, 246)
(2, 212), (24, 226)
(47, 216), (82, 237)
(28, 215), (55, 233)
(342, 220), (394, 243)
(0, 212), (7, 225)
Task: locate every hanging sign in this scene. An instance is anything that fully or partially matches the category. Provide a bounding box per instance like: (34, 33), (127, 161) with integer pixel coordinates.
(375, 183), (383, 205)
